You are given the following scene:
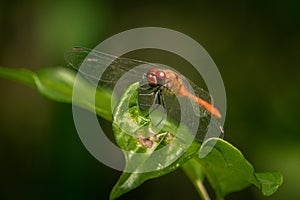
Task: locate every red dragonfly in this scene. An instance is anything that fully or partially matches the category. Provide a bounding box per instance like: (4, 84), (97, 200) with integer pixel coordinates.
(146, 68), (221, 119)
(65, 47), (224, 139)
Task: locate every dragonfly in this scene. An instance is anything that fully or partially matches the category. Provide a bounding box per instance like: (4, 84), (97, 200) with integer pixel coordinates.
(65, 47), (224, 141)
(145, 68), (221, 119)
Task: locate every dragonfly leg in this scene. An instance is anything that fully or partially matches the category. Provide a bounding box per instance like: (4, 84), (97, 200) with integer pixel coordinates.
(138, 86), (160, 107)
(139, 87), (167, 127)
(160, 89), (167, 110)
(139, 92), (155, 96)
(151, 91), (167, 127)
(148, 90), (160, 114)
(210, 117), (224, 135)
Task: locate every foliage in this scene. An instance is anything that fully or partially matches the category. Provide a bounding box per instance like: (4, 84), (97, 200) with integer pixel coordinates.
(0, 66), (283, 199)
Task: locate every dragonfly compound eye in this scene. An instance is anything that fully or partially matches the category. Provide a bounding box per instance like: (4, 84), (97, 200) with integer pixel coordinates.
(155, 70), (166, 86)
(147, 72), (158, 86)
(147, 68), (164, 86)
(156, 70), (166, 80)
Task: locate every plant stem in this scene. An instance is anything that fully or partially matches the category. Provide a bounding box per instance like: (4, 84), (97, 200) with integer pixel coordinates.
(195, 179), (211, 200)
(181, 159), (211, 200)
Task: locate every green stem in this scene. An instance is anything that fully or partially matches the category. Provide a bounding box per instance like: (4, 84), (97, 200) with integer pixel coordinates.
(181, 158), (211, 200)
(194, 179), (211, 200)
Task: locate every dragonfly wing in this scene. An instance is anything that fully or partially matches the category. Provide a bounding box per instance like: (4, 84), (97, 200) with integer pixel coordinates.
(64, 46), (159, 88)
(180, 75), (224, 140)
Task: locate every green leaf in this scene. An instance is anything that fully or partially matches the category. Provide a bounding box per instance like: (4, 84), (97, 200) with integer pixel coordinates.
(255, 172), (283, 196)
(1, 66), (283, 199)
(0, 66), (112, 121)
(0, 67), (36, 87)
(197, 138), (283, 199)
(110, 82), (201, 199)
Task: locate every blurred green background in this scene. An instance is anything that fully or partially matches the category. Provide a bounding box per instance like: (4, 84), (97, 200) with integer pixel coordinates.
(0, 0), (299, 199)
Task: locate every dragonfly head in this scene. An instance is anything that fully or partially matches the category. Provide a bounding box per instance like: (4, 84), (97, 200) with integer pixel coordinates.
(147, 68), (166, 86)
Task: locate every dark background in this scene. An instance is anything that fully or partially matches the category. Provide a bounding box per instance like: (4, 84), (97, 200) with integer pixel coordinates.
(0, 0), (299, 199)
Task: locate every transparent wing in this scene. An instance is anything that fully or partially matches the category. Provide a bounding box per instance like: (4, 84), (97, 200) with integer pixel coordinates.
(64, 46), (160, 88)
(180, 75), (224, 140)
